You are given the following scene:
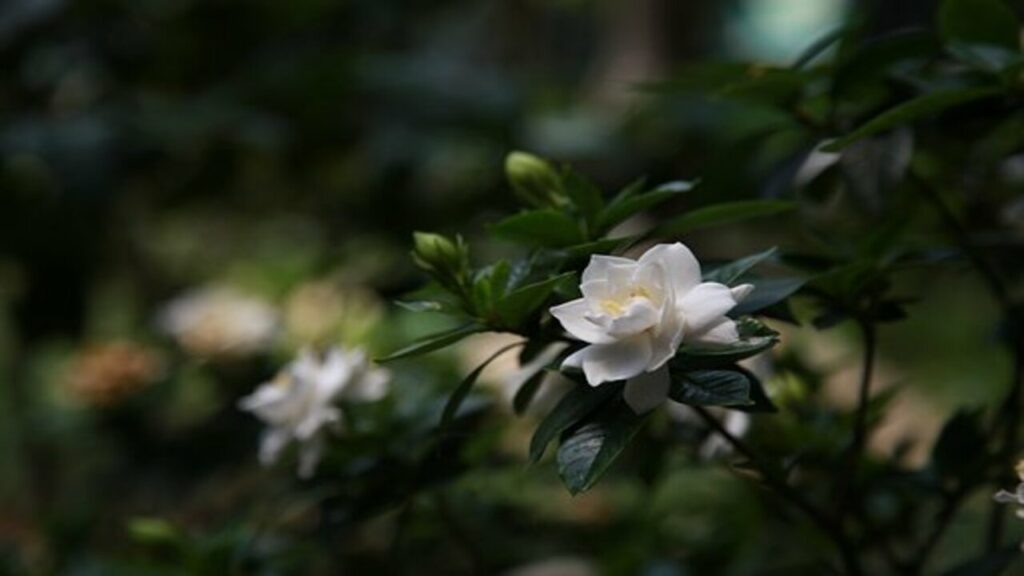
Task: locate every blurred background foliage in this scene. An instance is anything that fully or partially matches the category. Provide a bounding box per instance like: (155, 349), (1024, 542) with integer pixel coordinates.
(1, 0), (1023, 574)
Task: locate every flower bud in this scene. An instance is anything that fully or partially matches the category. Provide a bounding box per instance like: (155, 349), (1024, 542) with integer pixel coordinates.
(505, 151), (564, 208)
(411, 232), (468, 290)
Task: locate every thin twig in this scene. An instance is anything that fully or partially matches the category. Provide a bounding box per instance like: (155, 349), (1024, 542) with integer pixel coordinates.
(910, 172), (1023, 553)
(693, 406), (863, 576)
(836, 320), (877, 520)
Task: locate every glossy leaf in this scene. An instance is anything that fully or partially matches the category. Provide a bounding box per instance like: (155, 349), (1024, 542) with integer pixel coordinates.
(658, 200), (797, 237)
(497, 272), (576, 328)
(556, 399), (647, 494)
(703, 247), (779, 285)
(668, 369), (752, 407)
(730, 277), (806, 316)
(491, 210), (584, 248)
(823, 87), (1004, 152)
(377, 324), (484, 362)
(529, 380), (620, 462)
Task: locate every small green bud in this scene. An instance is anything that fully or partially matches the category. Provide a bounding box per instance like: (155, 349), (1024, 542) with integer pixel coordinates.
(411, 232), (469, 292)
(505, 151), (564, 208)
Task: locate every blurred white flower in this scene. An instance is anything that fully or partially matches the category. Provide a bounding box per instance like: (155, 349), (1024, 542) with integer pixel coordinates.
(158, 286), (279, 360)
(994, 460), (1024, 545)
(550, 243), (752, 414)
(238, 346), (389, 478)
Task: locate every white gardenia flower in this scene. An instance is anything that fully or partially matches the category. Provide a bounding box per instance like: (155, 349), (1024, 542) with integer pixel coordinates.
(549, 243), (753, 414)
(238, 346), (389, 478)
(994, 461), (1024, 534)
(158, 286), (279, 360)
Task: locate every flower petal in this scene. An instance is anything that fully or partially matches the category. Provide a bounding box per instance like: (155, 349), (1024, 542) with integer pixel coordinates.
(680, 282), (740, 335)
(624, 366), (670, 414)
(647, 306), (685, 370)
(731, 283), (755, 302)
(688, 318), (740, 346)
(569, 336), (653, 386)
(582, 254), (637, 285)
(550, 299), (615, 344)
(606, 299), (660, 337)
(258, 428), (292, 466)
(638, 243), (702, 298)
(345, 366), (390, 401)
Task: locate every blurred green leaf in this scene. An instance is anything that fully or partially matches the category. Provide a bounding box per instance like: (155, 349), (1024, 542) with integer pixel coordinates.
(731, 278), (806, 316)
(491, 210), (584, 248)
(513, 368), (548, 416)
(377, 324), (483, 362)
(931, 408), (987, 483)
(938, 0), (1020, 51)
(556, 399), (647, 494)
(940, 549), (1020, 576)
(530, 380), (620, 462)
(497, 272), (575, 328)
(562, 170), (604, 232)
(704, 247), (779, 285)
(441, 341), (523, 427)
(597, 181), (693, 234)
(824, 87), (1005, 152)
(658, 200), (797, 237)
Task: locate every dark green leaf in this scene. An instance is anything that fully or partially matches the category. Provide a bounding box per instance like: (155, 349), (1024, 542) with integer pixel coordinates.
(704, 247), (779, 284)
(441, 341), (524, 427)
(497, 272), (576, 327)
(729, 366), (777, 413)
(491, 210), (584, 248)
(377, 324), (484, 362)
(668, 369), (752, 407)
(529, 380), (620, 462)
(792, 27), (845, 69)
(940, 549), (1019, 576)
(598, 180), (694, 233)
(938, 0), (1020, 51)
(823, 87), (1004, 152)
(658, 200), (798, 237)
(556, 399), (648, 494)
(674, 336), (778, 369)
(562, 170), (604, 230)
(931, 409), (987, 482)
(513, 369), (548, 416)
(730, 278), (806, 316)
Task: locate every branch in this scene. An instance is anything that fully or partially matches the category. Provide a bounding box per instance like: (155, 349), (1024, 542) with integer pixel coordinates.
(693, 406), (864, 576)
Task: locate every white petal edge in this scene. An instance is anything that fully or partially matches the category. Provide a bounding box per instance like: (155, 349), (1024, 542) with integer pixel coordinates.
(638, 243), (702, 298)
(679, 282), (739, 334)
(550, 299), (616, 344)
(688, 318), (740, 346)
(566, 336), (653, 387)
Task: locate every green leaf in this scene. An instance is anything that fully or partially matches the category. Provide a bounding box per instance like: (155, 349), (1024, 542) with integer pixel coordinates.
(823, 87), (1005, 152)
(513, 369), (548, 416)
(658, 200), (797, 237)
(598, 190), (680, 234)
(529, 380), (620, 462)
(730, 277), (806, 316)
(377, 324), (484, 362)
(668, 369), (752, 407)
(791, 27), (845, 69)
(931, 409), (987, 482)
(938, 0), (1020, 51)
(940, 549), (1020, 576)
(562, 170), (604, 231)
(598, 180), (694, 233)
(491, 210), (584, 248)
(496, 272), (576, 328)
(704, 247), (779, 284)
(441, 341), (524, 427)
(674, 336), (778, 369)
(556, 399), (648, 494)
